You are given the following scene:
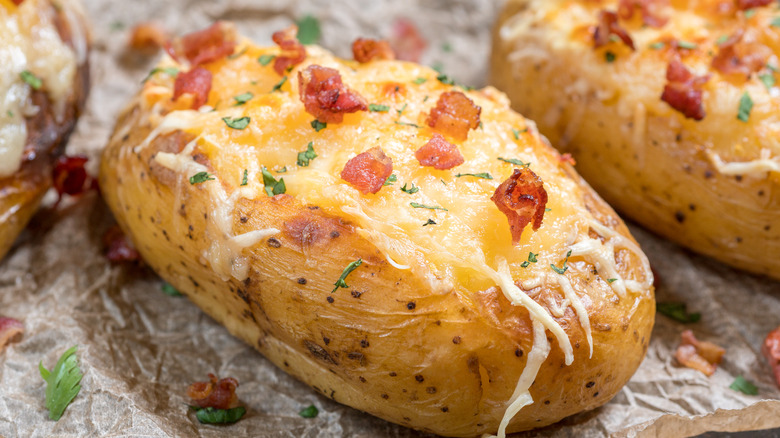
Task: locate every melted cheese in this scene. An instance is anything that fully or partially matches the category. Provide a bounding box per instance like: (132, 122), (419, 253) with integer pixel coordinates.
(0, 0), (83, 177)
(709, 148), (780, 177)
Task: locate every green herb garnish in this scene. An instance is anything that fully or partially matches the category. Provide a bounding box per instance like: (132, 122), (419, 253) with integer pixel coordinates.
(455, 172), (493, 180)
(296, 15), (321, 45)
(311, 119), (327, 132)
(227, 47), (247, 60)
(39, 345), (82, 421)
(161, 283), (183, 297)
(436, 73), (455, 85)
(20, 70), (42, 90)
(649, 41), (665, 50)
(193, 406), (246, 424)
(760, 73), (776, 90)
(400, 183), (419, 194)
(233, 92), (254, 105)
(410, 202), (447, 211)
(396, 103), (408, 117)
(605, 51), (616, 63)
(297, 142), (318, 167)
(271, 75), (288, 93)
(656, 302), (701, 323)
(258, 54), (275, 66)
(744, 9), (757, 19)
(511, 128), (528, 140)
(394, 120), (420, 128)
(498, 157), (530, 167)
(737, 92), (753, 122)
(677, 40), (698, 50)
(730, 376), (758, 395)
(222, 116), (251, 130)
(383, 174), (397, 186)
(521, 252), (538, 268)
(772, 17), (780, 28)
(413, 77), (427, 85)
(715, 35), (729, 46)
(261, 167), (286, 196)
(142, 67), (179, 83)
(299, 404), (319, 418)
(423, 219), (436, 226)
(190, 172), (215, 185)
(550, 250), (572, 275)
(607, 278), (618, 284)
(332, 259), (362, 292)
(368, 103), (390, 112)
(240, 169), (249, 186)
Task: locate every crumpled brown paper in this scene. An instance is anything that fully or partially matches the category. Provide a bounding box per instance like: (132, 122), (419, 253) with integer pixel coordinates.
(1, 0), (779, 436)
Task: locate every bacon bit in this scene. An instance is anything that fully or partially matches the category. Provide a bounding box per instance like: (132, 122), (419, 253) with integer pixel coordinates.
(426, 91), (481, 141)
(389, 17), (427, 62)
(187, 373), (240, 410)
(340, 146), (393, 194)
(172, 67), (212, 109)
(0, 317), (23, 353)
(618, 0), (669, 28)
(736, 0), (772, 9)
(128, 22), (169, 51)
(661, 56), (710, 121)
(675, 330), (725, 376)
(166, 21), (236, 66)
(491, 168), (548, 244)
(712, 30), (772, 78)
(763, 327), (780, 388)
(593, 10), (635, 50)
(352, 38), (396, 63)
(415, 134), (464, 170)
(298, 65), (368, 124)
(559, 153), (577, 166)
(103, 225), (141, 263)
(52, 155), (94, 207)
(272, 25), (307, 75)
(11, 0), (24, 4)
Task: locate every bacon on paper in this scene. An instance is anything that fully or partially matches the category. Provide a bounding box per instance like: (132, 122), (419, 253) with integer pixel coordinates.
(593, 10), (635, 50)
(352, 38), (396, 63)
(763, 326), (780, 388)
(340, 146), (393, 194)
(128, 22), (169, 51)
(166, 21), (236, 66)
(389, 17), (427, 62)
(491, 168), (548, 244)
(187, 373), (240, 410)
(712, 30), (772, 78)
(0, 317), (23, 353)
(426, 91), (481, 141)
(736, 0), (772, 10)
(415, 133), (464, 170)
(298, 65), (368, 124)
(103, 225), (141, 263)
(173, 67), (212, 109)
(52, 155), (91, 202)
(272, 25), (307, 75)
(618, 0), (669, 28)
(661, 56), (710, 121)
(675, 329), (725, 376)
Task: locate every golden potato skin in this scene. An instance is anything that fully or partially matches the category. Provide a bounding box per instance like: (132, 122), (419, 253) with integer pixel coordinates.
(491, 0), (780, 279)
(101, 40), (653, 436)
(0, 0), (89, 260)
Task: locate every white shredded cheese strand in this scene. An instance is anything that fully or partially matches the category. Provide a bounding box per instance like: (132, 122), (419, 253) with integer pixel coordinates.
(555, 273), (593, 358)
(709, 148), (780, 177)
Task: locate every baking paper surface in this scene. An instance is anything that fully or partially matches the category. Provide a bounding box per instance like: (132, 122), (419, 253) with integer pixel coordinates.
(1, 0), (779, 436)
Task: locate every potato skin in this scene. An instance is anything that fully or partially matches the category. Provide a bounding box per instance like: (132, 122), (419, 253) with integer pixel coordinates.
(100, 41), (653, 436)
(0, 0), (90, 260)
(491, 0), (780, 279)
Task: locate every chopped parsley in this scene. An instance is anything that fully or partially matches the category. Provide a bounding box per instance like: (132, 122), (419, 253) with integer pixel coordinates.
(410, 202), (447, 211)
(550, 250), (572, 275)
(400, 183), (419, 194)
(498, 157), (530, 167)
(332, 259), (362, 293)
(261, 167), (286, 196)
(297, 142), (318, 167)
(715, 35), (729, 46)
(227, 47), (247, 60)
(383, 174), (397, 186)
(6, 110), (12, 118)
(20, 70), (42, 90)
(772, 17), (780, 28)
(258, 54), (275, 66)
(240, 169), (249, 186)
(656, 302), (701, 323)
(311, 119), (327, 132)
(394, 120), (420, 128)
(455, 172), (493, 180)
(730, 376), (758, 395)
(233, 92), (254, 105)
(737, 92), (753, 122)
(222, 116), (250, 130)
(271, 75), (288, 92)
(299, 404), (319, 418)
(276, 166), (288, 173)
(142, 66), (179, 83)
(423, 219), (436, 226)
(296, 15), (321, 45)
(413, 77), (427, 85)
(511, 128), (528, 140)
(368, 103), (390, 112)
(744, 9), (757, 19)
(760, 73), (776, 90)
(436, 73), (455, 85)
(161, 283), (183, 297)
(607, 278), (618, 284)
(676, 40), (698, 50)
(193, 406), (246, 424)
(39, 345), (82, 421)
(649, 41), (665, 50)
(189, 172), (215, 185)
(397, 103), (408, 117)
(441, 42), (452, 53)
(521, 252), (538, 268)
(605, 51), (616, 63)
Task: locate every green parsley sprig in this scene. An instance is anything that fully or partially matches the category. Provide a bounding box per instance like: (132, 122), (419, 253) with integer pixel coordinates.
(332, 259), (362, 293)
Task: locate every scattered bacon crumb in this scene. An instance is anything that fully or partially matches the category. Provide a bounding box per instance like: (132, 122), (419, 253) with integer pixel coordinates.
(173, 67), (212, 109)
(491, 168), (548, 244)
(166, 21), (236, 66)
(675, 330), (725, 376)
(52, 155), (94, 207)
(187, 373), (240, 410)
(593, 10), (635, 50)
(415, 134), (464, 170)
(712, 30), (772, 78)
(103, 225), (141, 263)
(618, 0), (669, 28)
(340, 146), (393, 194)
(298, 65), (368, 124)
(11, 0), (23, 5)
(559, 153), (577, 166)
(736, 0), (772, 10)
(763, 327), (780, 388)
(272, 25), (307, 75)
(426, 91), (481, 142)
(389, 17), (427, 62)
(661, 56), (710, 121)
(128, 22), (169, 51)
(352, 38), (396, 63)
(0, 317), (23, 353)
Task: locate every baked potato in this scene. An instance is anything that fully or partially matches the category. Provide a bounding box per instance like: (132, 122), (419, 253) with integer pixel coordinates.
(491, 0), (780, 279)
(100, 24), (654, 437)
(0, 0), (89, 260)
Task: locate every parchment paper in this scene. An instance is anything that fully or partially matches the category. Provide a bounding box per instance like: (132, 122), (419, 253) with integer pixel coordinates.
(1, 0), (779, 437)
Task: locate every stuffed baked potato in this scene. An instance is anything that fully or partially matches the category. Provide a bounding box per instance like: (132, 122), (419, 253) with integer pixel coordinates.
(492, 0), (780, 279)
(100, 24), (654, 436)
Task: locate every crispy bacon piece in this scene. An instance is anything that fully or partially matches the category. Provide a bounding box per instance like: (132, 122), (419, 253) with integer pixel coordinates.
(52, 155), (91, 202)
(736, 0), (772, 9)
(352, 38), (396, 63)
(272, 25), (307, 75)
(187, 373), (240, 410)
(559, 153), (577, 166)
(103, 225), (141, 263)
(128, 22), (169, 51)
(593, 10), (635, 50)
(166, 21), (236, 66)
(415, 134), (464, 170)
(11, 0), (24, 5)
(661, 56), (710, 121)
(426, 91), (481, 141)
(389, 17), (427, 62)
(491, 168), (548, 244)
(173, 67), (212, 109)
(675, 330), (725, 376)
(340, 146), (393, 194)
(0, 317), (23, 353)
(618, 0), (669, 27)
(298, 65), (368, 124)
(712, 30), (772, 78)
(763, 326), (780, 388)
